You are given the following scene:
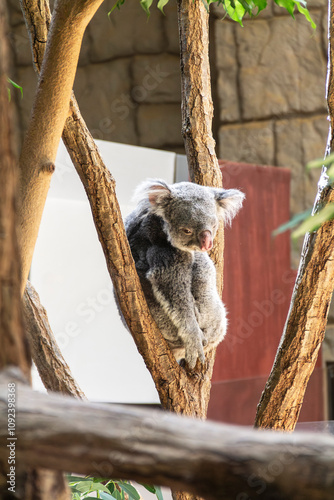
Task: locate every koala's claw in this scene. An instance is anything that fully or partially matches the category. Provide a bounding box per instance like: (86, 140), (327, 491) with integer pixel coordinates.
(185, 342), (205, 370)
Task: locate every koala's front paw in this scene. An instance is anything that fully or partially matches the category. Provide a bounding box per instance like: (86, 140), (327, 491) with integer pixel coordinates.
(185, 338), (205, 370)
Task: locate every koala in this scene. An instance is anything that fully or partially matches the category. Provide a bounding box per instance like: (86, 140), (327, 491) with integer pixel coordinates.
(125, 179), (245, 369)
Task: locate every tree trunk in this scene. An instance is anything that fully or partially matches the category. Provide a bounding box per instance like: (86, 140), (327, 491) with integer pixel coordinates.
(0, 1), (30, 381)
(177, 0), (221, 188)
(255, 0), (334, 430)
(0, 3), (69, 498)
(176, 1), (223, 497)
(177, 0), (224, 290)
(1, 370), (333, 500)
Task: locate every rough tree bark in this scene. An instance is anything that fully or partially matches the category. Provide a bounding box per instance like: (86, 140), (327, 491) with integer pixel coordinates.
(0, 3), (30, 381)
(0, 3), (69, 499)
(255, 0), (334, 430)
(0, 370), (333, 500)
(177, 0), (224, 287)
(174, 2), (225, 497)
(177, 0), (221, 188)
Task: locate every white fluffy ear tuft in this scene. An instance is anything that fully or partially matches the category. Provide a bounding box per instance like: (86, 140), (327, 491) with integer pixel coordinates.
(132, 178), (172, 207)
(213, 188), (245, 225)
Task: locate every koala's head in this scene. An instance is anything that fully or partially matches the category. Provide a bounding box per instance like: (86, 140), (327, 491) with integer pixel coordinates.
(134, 179), (245, 253)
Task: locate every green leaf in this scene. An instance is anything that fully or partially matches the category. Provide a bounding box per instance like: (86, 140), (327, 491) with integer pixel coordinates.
(92, 477), (113, 483)
(274, 0), (295, 17)
(292, 203), (334, 239)
(157, 0), (169, 13)
(255, 0), (267, 14)
(118, 481), (141, 500)
(140, 0), (154, 15)
(108, 0), (126, 16)
(100, 492), (117, 500)
(237, 0), (255, 14)
(272, 208), (312, 236)
(89, 483), (112, 494)
(295, 1), (316, 28)
(141, 484), (156, 494)
(74, 481), (94, 493)
(7, 78), (23, 98)
(107, 482), (115, 494)
(273, 0), (315, 26)
(67, 475), (91, 484)
(306, 154), (334, 170)
(224, 0), (245, 25)
(69, 487), (85, 495)
(84, 497), (105, 499)
(154, 486), (164, 500)
(306, 153), (334, 179)
(235, 1), (246, 20)
(326, 163), (334, 180)
(110, 488), (124, 500)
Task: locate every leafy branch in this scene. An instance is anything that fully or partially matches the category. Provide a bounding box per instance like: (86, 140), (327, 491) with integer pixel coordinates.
(274, 153), (334, 239)
(108, 0), (315, 27)
(67, 475), (164, 500)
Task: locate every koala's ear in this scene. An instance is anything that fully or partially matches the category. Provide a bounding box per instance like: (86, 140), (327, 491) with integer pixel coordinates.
(213, 188), (245, 225)
(133, 178), (172, 207)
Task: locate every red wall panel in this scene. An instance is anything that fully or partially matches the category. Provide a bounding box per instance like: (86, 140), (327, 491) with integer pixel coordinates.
(207, 161), (323, 425)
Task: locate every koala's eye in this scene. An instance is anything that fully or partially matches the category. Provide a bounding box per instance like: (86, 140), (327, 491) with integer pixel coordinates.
(211, 219), (218, 230)
(181, 228), (193, 235)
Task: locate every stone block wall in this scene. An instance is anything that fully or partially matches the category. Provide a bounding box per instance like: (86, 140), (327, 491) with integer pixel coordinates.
(212, 3), (328, 215)
(7, 0), (184, 152)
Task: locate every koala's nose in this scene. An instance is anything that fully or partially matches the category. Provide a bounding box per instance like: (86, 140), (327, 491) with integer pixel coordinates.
(199, 230), (213, 251)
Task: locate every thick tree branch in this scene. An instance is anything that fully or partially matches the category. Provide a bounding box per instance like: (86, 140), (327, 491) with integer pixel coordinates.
(0, 369), (333, 500)
(255, 1), (334, 430)
(19, 0), (51, 71)
(18, 0), (104, 294)
(177, 0), (222, 189)
(0, 0), (30, 381)
(23, 281), (85, 398)
(177, 0), (224, 299)
(172, 1), (224, 441)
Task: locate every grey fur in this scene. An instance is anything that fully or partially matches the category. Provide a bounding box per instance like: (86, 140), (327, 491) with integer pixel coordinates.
(125, 179), (245, 369)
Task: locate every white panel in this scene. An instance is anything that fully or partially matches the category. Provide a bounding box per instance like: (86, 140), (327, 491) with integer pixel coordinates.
(175, 154), (189, 183)
(31, 141), (177, 403)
